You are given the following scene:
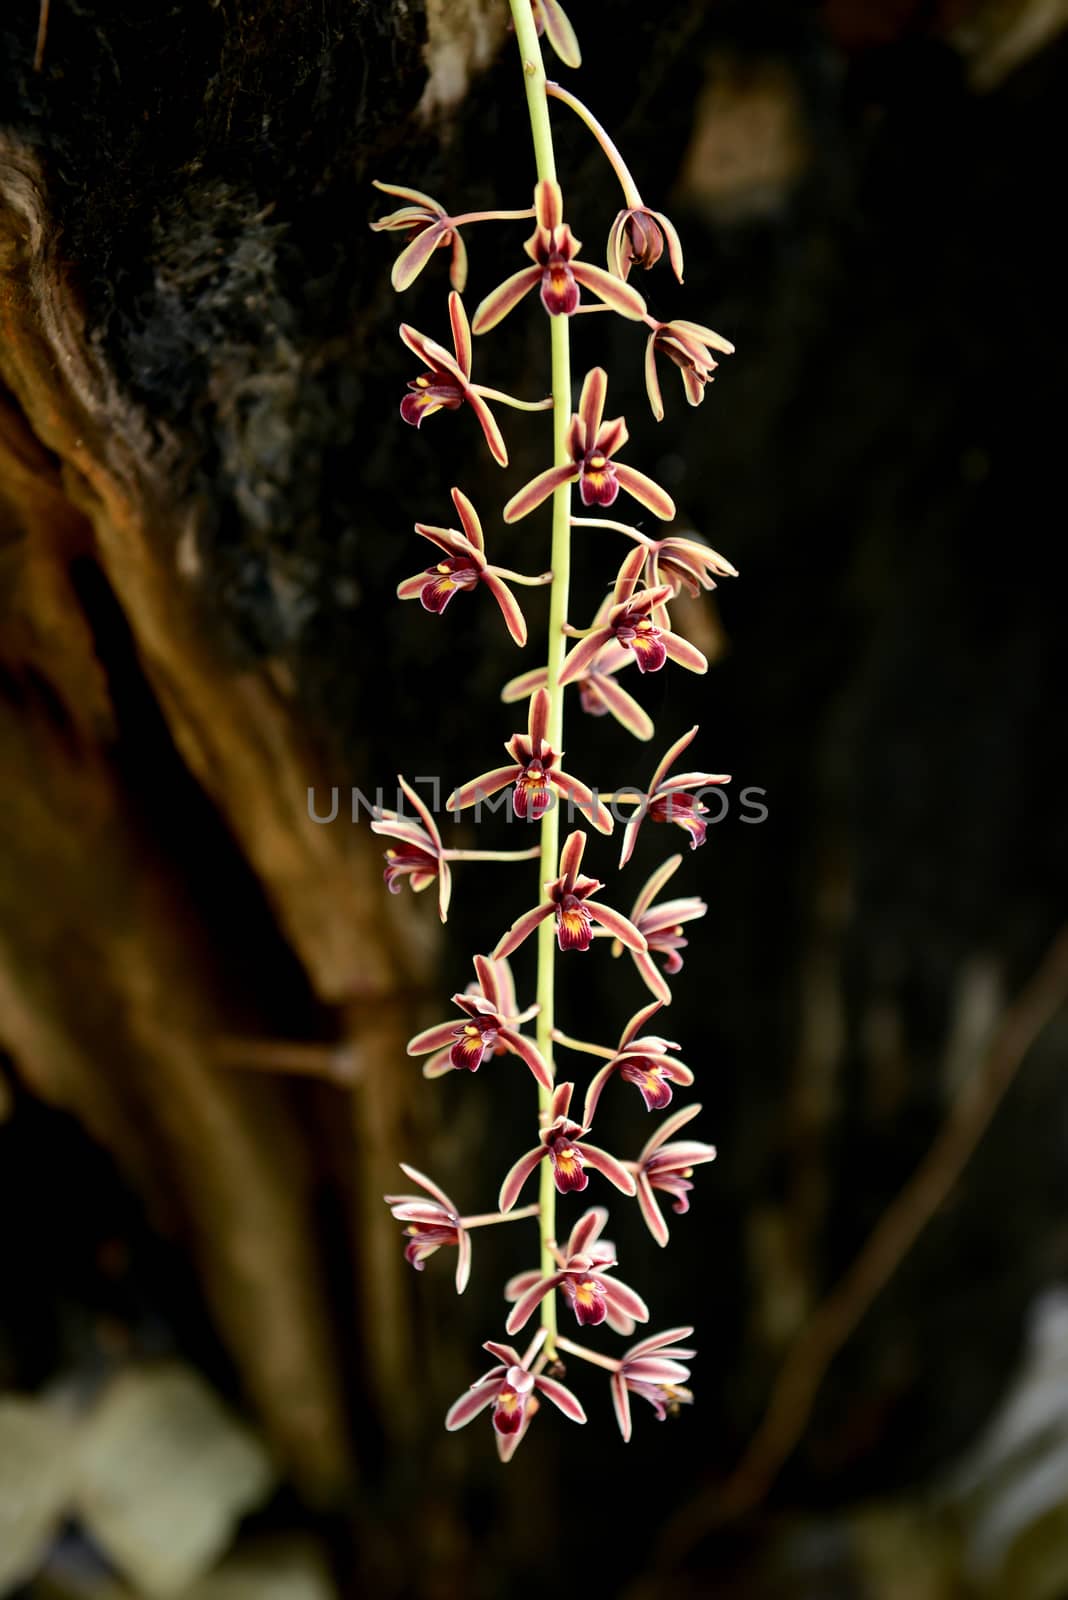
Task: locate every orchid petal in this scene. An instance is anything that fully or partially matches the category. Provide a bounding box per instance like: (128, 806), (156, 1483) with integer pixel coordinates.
(450, 486), (485, 552)
(445, 1377), (501, 1431)
(447, 765), (521, 813)
(448, 291), (472, 376)
(502, 665), (549, 702)
(504, 463), (577, 523)
(466, 389), (509, 469)
(582, 1062), (618, 1129)
(587, 900), (646, 951)
(533, 1374), (587, 1423)
(603, 1278), (650, 1324)
(472, 265), (542, 335)
(499, 1027), (554, 1091)
(613, 462), (676, 521)
(539, 0), (582, 69)
(632, 950), (673, 1005)
(392, 223), (447, 292)
(397, 1162), (457, 1212)
(567, 1206), (609, 1258)
(644, 331), (665, 422)
(590, 673), (654, 741)
(407, 1019), (462, 1056)
(558, 628), (615, 686)
(578, 1142), (637, 1196)
(558, 828), (587, 886)
(483, 571), (528, 646)
(663, 632), (709, 674)
(499, 1145), (546, 1212)
(504, 1269), (543, 1300)
(505, 1272), (563, 1335)
(455, 1229), (472, 1294)
(493, 901), (555, 961)
(578, 367), (607, 441)
(611, 1371), (633, 1441)
(553, 769), (613, 835)
(571, 262), (647, 320)
(639, 1102), (703, 1159)
(635, 1172), (669, 1246)
(620, 999), (665, 1049)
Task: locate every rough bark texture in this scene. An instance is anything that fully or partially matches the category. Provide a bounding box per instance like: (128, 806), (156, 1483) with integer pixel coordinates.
(2, 1), (1067, 1596)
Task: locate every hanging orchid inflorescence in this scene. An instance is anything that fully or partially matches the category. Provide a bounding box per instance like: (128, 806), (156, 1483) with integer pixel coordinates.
(372, 0), (731, 1459)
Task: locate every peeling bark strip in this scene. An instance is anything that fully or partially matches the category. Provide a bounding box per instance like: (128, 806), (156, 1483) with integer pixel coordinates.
(0, 133), (434, 1488)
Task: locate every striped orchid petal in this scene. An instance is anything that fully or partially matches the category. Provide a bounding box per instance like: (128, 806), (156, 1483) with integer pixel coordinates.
(533, 1373), (587, 1424)
(611, 1370), (633, 1442)
(603, 1278), (650, 1325)
(624, 1326), (696, 1362)
(566, 1206), (609, 1258)
(456, 1229), (472, 1294)
(445, 1374), (506, 1432)
(472, 265), (542, 334)
(498, 1144), (546, 1213)
(558, 628), (615, 686)
(505, 1272), (565, 1335)
(482, 570), (528, 645)
(577, 1142), (637, 1196)
(612, 462), (676, 521)
(571, 260), (647, 319)
(493, 901), (555, 961)
(635, 1172), (669, 1247)
(663, 632), (709, 674)
(587, 670), (654, 740)
(450, 487), (485, 552)
(499, 1027), (553, 1091)
(503, 463), (577, 523)
(407, 1019), (462, 1056)
(586, 899), (646, 951)
(502, 665), (549, 702)
(392, 223), (449, 292)
(447, 765), (521, 813)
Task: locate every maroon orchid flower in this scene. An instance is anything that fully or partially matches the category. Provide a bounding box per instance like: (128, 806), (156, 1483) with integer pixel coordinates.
(406, 953), (552, 1091)
(559, 545), (707, 686)
(632, 1103), (717, 1247)
(607, 205), (685, 283)
(493, 829), (646, 959)
(499, 1082), (637, 1211)
(384, 1164), (472, 1294)
(504, 1206), (649, 1335)
(502, 640), (655, 744)
(504, 367), (675, 524)
(447, 686), (612, 833)
(397, 486), (546, 647)
(611, 1327), (696, 1442)
(371, 774), (452, 921)
(370, 181), (470, 292)
(609, 853), (707, 1005)
(399, 292), (509, 467)
(473, 181), (645, 334)
(579, 1000), (694, 1125)
(618, 724), (731, 868)
(414, 953), (535, 1079)
(645, 317), (735, 421)
(445, 1331), (586, 1462)
(529, 0), (581, 69)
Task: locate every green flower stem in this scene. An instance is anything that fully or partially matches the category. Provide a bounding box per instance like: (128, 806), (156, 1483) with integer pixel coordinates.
(545, 81), (643, 209)
(509, 0), (572, 1359)
(555, 1335), (621, 1373)
(551, 1027), (615, 1060)
(442, 846), (542, 862)
(460, 1202), (540, 1229)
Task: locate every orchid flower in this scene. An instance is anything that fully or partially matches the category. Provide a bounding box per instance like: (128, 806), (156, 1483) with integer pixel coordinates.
(473, 181), (645, 333)
(609, 853), (707, 1004)
(574, 999), (694, 1125)
(607, 205), (685, 283)
(559, 545), (707, 684)
(371, 180), (536, 293)
(504, 367), (675, 523)
(406, 953), (552, 1090)
(398, 486), (548, 647)
(371, 775), (452, 921)
(504, 1206), (648, 1335)
(371, 182), (472, 292)
(499, 1082), (637, 1210)
(447, 686), (612, 833)
(501, 640), (655, 743)
(644, 317), (735, 421)
(632, 1104), (717, 1247)
(445, 1330), (586, 1462)
(384, 1164), (472, 1293)
(493, 829), (646, 958)
(618, 725), (730, 868)
(611, 1327), (696, 1441)
(399, 292), (510, 467)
